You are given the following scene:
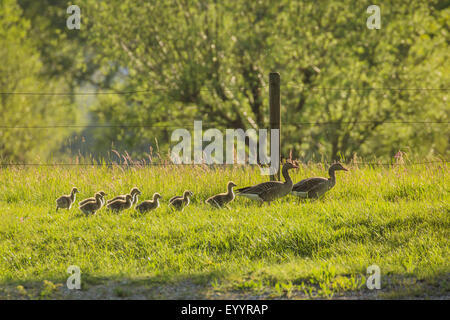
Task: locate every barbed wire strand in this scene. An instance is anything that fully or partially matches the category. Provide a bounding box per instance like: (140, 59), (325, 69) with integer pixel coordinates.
(0, 160), (447, 167)
(1, 84), (448, 96)
(0, 120), (448, 129)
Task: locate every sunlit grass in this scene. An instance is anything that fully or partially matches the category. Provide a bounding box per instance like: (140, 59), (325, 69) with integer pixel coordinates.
(0, 162), (448, 299)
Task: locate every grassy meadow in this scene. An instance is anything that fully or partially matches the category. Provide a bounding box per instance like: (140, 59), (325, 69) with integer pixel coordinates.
(0, 161), (448, 299)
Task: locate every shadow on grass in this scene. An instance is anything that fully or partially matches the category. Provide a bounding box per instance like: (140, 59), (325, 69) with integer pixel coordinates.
(1, 268), (449, 300)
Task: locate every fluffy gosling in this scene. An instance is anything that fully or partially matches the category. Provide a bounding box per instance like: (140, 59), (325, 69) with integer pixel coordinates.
(205, 181), (237, 208)
(107, 187), (141, 206)
(79, 191), (107, 206)
(169, 190), (193, 211)
(56, 187), (79, 212)
(135, 193), (162, 213)
(79, 193), (103, 216)
(106, 194), (133, 213)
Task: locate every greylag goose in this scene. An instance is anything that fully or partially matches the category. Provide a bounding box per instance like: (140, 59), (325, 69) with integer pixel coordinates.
(56, 187), (79, 211)
(135, 193), (162, 213)
(107, 187), (141, 206)
(291, 163), (348, 199)
(169, 190), (193, 211)
(106, 194), (133, 212)
(236, 162), (298, 206)
(79, 193), (103, 216)
(205, 181), (237, 208)
(79, 191), (107, 206)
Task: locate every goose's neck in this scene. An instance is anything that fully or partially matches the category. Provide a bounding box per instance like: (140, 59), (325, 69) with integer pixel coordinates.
(328, 168), (337, 188)
(328, 168), (336, 182)
(282, 166), (293, 185)
(70, 191), (76, 202)
(227, 185), (235, 201)
(227, 185), (235, 196)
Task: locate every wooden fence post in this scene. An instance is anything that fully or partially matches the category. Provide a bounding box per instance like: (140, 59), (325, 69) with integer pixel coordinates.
(269, 72), (281, 181)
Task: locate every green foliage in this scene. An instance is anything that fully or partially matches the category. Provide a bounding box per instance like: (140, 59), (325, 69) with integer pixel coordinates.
(17, 0), (97, 86)
(0, 0), (76, 162)
(80, 0), (448, 160)
(1, 0), (448, 162)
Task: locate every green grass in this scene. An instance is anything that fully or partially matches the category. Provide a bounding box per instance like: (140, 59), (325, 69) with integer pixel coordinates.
(0, 162), (448, 299)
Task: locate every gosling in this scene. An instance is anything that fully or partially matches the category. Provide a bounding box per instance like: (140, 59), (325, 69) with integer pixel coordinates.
(135, 193), (162, 213)
(205, 181), (237, 208)
(79, 193), (104, 216)
(169, 190), (193, 211)
(79, 191), (107, 206)
(106, 194), (133, 213)
(56, 187), (79, 212)
(107, 187), (141, 206)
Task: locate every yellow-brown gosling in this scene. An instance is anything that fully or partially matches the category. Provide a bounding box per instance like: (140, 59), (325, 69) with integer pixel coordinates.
(106, 194), (133, 213)
(56, 187), (79, 212)
(205, 181), (237, 208)
(169, 190), (193, 211)
(135, 193), (162, 213)
(107, 187), (141, 206)
(79, 191), (107, 206)
(79, 193), (103, 216)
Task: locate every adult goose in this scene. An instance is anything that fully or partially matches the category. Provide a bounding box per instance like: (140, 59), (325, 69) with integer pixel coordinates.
(56, 187), (79, 212)
(291, 163), (348, 199)
(79, 193), (104, 216)
(107, 187), (141, 206)
(106, 194), (133, 212)
(169, 191), (193, 211)
(205, 181), (237, 208)
(135, 193), (162, 213)
(79, 191), (107, 206)
(236, 162), (298, 206)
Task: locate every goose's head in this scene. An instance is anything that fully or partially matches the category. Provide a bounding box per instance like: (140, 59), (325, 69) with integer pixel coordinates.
(98, 191), (107, 197)
(153, 193), (162, 200)
(130, 187), (142, 195)
(283, 162), (298, 170)
(329, 163), (348, 172)
(228, 181), (237, 188)
(72, 187), (79, 194)
(183, 190), (193, 199)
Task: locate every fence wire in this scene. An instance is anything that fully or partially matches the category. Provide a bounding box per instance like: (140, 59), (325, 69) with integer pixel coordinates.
(1, 84), (447, 166)
(0, 83), (449, 96)
(0, 160), (447, 167)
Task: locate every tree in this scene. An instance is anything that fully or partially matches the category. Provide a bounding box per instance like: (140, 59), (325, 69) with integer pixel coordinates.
(0, 0), (75, 162)
(279, 0), (449, 160)
(57, 0), (450, 161)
